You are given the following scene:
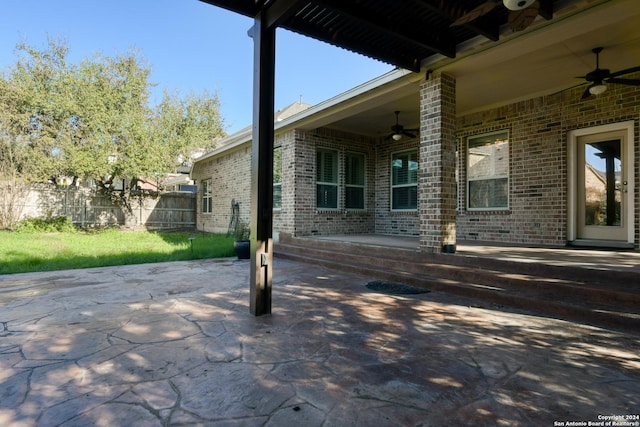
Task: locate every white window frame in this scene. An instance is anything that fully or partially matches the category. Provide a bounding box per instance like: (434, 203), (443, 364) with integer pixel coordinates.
(466, 130), (509, 211)
(391, 149), (418, 211)
(345, 151), (366, 210)
(201, 179), (212, 213)
(316, 148), (339, 210)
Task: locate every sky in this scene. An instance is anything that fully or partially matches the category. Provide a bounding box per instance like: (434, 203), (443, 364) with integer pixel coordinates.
(0, 0), (393, 134)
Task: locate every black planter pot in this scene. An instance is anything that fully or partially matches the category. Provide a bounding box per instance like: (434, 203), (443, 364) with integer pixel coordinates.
(234, 240), (250, 259)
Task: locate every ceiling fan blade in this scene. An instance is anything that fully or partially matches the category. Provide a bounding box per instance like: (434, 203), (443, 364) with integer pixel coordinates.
(450, 0), (499, 27)
(606, 78), (640, 86)
(403, 131), (417, 139)
(581, 86), (593, 100)
(609, 66), (640, 78)
(508, 1), (539, 31)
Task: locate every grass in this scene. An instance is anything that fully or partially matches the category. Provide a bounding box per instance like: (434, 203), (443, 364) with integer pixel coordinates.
(0, 229), (236, 275)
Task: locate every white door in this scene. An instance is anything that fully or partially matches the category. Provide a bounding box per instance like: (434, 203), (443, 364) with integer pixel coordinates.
(568, 122), (634, 247)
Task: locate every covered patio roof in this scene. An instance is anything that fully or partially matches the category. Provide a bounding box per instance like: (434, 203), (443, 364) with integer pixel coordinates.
(200, 0), (640, 135)
(199, 0), (561, 72)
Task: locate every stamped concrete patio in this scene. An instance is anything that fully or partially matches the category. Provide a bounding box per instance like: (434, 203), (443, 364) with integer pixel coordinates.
(1, 257), (638, 426)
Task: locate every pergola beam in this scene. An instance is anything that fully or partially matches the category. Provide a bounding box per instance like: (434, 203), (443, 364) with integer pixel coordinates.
(411, 0), (499, 41)
(312, 0), (456, 59)
(263, 0), (309, 29)
(538, 0), (554, 20)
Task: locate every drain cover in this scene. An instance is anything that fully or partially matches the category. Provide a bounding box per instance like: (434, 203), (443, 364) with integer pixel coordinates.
(366, 280), (430, 295)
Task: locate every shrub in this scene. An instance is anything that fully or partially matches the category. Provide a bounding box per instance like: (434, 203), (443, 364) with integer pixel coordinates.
(233, 221), (250, 241)
(15, 216), (77, 233)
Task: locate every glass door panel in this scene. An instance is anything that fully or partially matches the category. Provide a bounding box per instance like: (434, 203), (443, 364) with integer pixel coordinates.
(577, 134), (627, 241)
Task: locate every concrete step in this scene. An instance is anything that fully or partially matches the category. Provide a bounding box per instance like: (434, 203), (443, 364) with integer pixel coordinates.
(274, 237), (640, 333)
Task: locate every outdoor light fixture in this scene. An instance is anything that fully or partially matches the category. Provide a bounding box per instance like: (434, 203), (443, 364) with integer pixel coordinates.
(589, 83), (607, 96)
(503, 0), (535, 10)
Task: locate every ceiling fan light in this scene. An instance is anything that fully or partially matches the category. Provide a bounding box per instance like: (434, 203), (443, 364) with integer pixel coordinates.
(589, 84), (607, 96)
(392, 133), (402, 141)
(503, 0), (535, 11)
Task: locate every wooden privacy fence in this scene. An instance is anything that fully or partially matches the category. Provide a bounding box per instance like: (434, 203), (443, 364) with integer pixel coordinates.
(21, 187), (196, 229)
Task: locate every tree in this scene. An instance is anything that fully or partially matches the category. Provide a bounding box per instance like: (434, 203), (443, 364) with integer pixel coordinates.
(0, 55), (41, 229)
(0, 38), (226, 228)
(0, 125), (31, 230)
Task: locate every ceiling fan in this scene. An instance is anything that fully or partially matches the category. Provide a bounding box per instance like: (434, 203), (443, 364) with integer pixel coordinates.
(451, 0), (539, 32)
(577, 47), (640, 99)
(386, 111), (419, 141)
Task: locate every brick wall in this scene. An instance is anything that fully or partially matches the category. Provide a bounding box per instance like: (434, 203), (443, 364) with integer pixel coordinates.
(192, 145), (251, 234)
(193, 72), (639, 248)
(457, 73), (640, 247)
(419, 73), (457, 251)
(374, 138), (419, 236)
(274, 132), (294, 235)
(193, 127), (378, 238)
(292, 128), (376, 236)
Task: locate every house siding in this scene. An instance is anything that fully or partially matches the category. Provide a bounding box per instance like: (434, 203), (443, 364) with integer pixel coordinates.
(274, 132), (295, 235)
(457, 77), (639, 247)
(192, 71), (639, 249)
(292, 128), (376, 236)
(457, 99), (566, 245)
(192, 145), (252, 234)
(374, 138), (420, 236)
(419, 73), (457, 251)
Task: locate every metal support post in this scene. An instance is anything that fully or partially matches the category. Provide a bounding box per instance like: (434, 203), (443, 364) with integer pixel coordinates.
(249, 12), (275, 315)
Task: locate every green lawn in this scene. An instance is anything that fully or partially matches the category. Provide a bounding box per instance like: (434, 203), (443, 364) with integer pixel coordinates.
(0, 229), (236, 274)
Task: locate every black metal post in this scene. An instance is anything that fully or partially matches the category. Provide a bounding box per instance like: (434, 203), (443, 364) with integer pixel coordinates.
(249, 12), (275, 316)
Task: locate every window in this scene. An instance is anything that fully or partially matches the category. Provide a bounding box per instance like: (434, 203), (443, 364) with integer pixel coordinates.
(467, 131), (509, 210)
(273, 147), (282, 209)
(345, 152), (365, 209)
(316, 149), (338, 209)
(391, 150), (418, 210)
(201, 179), (212, 213)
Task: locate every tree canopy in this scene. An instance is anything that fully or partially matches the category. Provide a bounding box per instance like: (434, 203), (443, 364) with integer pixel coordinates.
(0, 38), (225, 222)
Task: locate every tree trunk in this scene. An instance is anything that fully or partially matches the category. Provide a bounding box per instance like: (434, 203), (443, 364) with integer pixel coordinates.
(122, 208), (138, 229)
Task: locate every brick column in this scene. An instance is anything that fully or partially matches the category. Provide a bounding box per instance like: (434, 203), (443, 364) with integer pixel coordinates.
(419, 73), (457, 253)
